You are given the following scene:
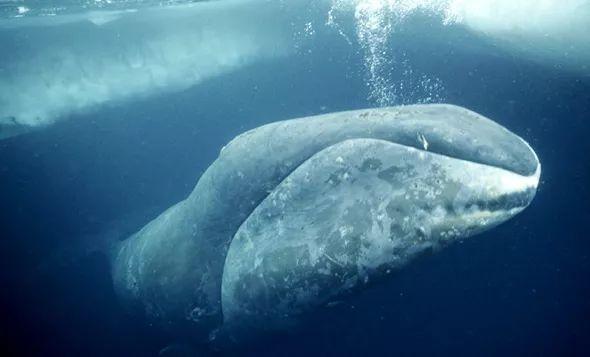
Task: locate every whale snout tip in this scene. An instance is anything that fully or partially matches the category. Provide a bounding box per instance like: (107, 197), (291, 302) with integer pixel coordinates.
(453, 138), (541, 234)
(501, 136), (541, 211)
(515, 159), (541, 215)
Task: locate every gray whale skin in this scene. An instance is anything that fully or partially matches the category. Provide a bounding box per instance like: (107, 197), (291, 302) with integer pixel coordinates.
(112, 104), (540, 340)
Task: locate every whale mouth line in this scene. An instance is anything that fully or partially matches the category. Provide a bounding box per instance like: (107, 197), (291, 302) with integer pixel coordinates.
(458, 186), (538, 213)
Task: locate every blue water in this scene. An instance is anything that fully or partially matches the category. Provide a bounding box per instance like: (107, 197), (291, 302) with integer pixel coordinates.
(1, 1), (589, 356)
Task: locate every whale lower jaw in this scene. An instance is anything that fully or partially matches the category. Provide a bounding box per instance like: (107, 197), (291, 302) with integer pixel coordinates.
(220, 138), (540, 337)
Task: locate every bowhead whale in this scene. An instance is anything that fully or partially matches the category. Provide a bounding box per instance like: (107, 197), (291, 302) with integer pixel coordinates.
(111, 104), (540, 341)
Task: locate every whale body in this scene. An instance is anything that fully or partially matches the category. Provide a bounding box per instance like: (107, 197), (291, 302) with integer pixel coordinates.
(111, 104), (540, 340)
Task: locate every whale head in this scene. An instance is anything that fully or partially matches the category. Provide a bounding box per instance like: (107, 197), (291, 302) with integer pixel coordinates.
(220, 104), (540, 336)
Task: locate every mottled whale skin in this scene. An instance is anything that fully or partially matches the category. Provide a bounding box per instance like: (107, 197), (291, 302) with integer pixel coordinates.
(111, 104), (540, 339)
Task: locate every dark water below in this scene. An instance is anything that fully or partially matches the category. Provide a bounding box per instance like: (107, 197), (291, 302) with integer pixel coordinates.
(1, 7), (589, 356)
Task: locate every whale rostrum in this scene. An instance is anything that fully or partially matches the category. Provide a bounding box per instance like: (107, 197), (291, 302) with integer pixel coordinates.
(111, 104), (540, 338)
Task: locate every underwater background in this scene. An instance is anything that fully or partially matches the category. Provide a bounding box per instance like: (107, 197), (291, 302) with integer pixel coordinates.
(0, 0), (589, 356)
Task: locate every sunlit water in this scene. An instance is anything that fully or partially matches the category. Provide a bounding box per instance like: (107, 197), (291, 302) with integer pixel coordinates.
(0, 0), (589, 356)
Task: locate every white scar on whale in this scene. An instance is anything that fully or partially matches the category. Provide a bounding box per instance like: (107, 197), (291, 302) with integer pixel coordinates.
(109, 104), (540, 341)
